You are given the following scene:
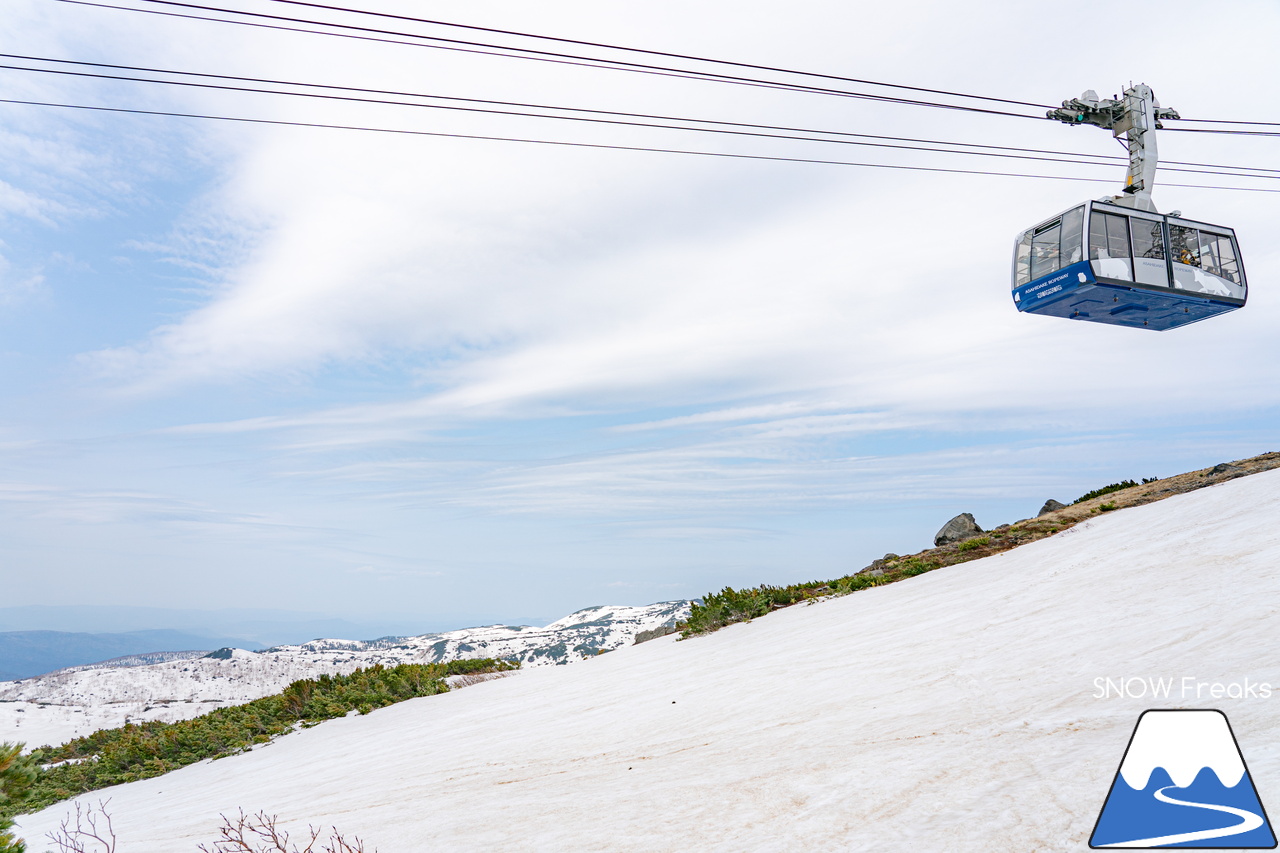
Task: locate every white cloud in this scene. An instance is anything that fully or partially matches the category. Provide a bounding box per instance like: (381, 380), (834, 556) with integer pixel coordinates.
(0, 179), (71, 226)
(5, 0), (1280, 617)
(0, 253), (46, 307)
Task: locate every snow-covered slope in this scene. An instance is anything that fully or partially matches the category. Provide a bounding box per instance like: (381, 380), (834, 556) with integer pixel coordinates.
(14, 470), (1280, 850)
(0, 601), (689, 748)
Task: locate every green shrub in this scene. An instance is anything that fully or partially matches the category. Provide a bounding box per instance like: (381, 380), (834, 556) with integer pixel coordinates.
(0, 742), (41, 852)
(957, 536), (992, 552)
(1074, 480), (1138, 504)
(897, 557), (938, 576)
(4, 660), (517, 822)
(834, 573), (886, 594)
(1099, 502), (1117, 512)
(683, 554), (960, 636)
(683, 579), (848, 635)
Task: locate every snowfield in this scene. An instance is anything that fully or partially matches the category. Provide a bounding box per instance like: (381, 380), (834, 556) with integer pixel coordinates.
(0, 601), (689, 748)
(14, 470), (1280, 851)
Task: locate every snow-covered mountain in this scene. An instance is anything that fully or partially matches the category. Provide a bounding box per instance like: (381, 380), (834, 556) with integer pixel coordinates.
(13, 468), (1280, 850)
(0, 601), (689, 748)
(268, 602), (690, 667)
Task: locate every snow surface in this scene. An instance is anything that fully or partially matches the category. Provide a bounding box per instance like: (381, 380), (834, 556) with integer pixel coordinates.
(0, 601), (689, 748)
(14, 471), (1280, 850)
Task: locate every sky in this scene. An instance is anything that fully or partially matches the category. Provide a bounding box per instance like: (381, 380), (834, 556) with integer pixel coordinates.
(2, 0), (1279, 634)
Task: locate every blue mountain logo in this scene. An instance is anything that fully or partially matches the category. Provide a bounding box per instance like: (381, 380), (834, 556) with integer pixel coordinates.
(1091, 709), (1276, 848)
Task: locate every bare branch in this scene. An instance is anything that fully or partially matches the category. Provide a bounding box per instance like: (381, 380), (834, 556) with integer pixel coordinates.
(45, 800), (117, 853)
(199, 809), (374, 853)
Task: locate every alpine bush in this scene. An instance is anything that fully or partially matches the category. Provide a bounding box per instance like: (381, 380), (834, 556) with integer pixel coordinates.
(4, 660), (517, 823)
(0, 742), (41, 852)
(1073, 480), (1138, 504)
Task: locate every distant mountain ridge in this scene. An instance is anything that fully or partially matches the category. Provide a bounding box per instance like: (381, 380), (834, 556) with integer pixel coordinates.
(0, 630), (264, 681)
(53, 650), (212, 674)
(266, 603), (691, 667)
(0, 605), (556, 646)
(0, 601), (692, 748)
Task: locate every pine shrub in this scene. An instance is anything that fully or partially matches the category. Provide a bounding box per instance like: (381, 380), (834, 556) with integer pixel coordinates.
(4, 660), (517, 822)
(1073, 479), (1138, 504)
(0, 741), (42, 852)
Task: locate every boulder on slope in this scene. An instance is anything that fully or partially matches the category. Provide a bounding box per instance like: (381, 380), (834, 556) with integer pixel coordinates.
(933, 513), (982, 547)
(1038, 499), (1067, 516)
(856, 553), (900, 577)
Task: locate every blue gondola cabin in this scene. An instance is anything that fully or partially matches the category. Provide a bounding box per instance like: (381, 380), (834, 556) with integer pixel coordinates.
(1011, 200), (1246, 330)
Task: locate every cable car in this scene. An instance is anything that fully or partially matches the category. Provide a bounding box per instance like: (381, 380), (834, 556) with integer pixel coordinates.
(1011, 83), (1247, 330)
(1011, 201), (1246, 330)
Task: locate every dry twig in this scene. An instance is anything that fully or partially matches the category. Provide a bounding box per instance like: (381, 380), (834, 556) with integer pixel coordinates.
(45, 799), (117, 853)
(198, 809), (373, 853)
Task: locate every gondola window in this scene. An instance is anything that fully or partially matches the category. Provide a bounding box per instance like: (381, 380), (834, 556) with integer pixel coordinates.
(1090, 212), (1133, 281)
(1031, 221), (1062, 280)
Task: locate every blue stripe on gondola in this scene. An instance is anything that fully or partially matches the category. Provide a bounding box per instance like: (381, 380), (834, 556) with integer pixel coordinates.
(1012, 260), (1094, 311)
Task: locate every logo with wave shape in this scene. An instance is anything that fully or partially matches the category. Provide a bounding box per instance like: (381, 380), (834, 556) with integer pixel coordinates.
(1091, 709), (1276, 848)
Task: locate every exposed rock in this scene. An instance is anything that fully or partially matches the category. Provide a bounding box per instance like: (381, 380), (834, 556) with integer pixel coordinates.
(856, 553), (901, 576)
(994, 523), (1010, 530)
(1038, 499), (1067, 516)
(633, 624), (679, 645)
(1210, 463), (1241, 476)
(934, 513), (983, 547)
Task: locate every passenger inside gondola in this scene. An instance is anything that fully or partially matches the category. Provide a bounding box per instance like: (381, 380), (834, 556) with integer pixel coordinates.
(1169, 224), (1245, 298)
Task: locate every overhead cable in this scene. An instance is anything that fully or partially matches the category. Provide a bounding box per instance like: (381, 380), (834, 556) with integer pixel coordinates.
(55, 0), (1049, 121)
(5, 56), (1279, 181)
(1165, 126), (1280, 138)
(1173, 118), (1280, 128)
(53, 2), (1280, 136)
(0, 59), (1130, 171)
(242, 0), (1053, 110)
(4, 97), (1278, 193)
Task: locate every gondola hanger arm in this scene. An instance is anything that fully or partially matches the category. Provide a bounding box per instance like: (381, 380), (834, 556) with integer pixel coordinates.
(1047, 84), (1179, 213)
